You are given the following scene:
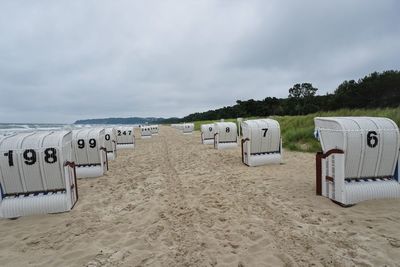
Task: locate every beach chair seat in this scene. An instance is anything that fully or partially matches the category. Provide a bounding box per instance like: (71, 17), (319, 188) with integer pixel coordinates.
(201, 124), (215, 145)
(314, 117), (400, 206)
(241, 119), (282, 166)
(150, 125), (159, 135)
(140, 126), (152, 139)
(72, 128), (108, 178)
(115, 126), (135, 149)
(214, 122), (238, 150)
(183, 123), (194, 134)
(0, 131), (78, 218)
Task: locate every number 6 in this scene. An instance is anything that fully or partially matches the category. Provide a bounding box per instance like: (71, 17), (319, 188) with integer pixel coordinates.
(367, 131), (378, 148)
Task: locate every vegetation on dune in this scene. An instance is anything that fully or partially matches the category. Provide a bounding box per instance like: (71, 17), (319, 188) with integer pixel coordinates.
(178, 70), (400, 122)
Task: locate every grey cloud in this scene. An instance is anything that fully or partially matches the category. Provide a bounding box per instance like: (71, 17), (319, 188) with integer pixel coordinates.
(0, 0), (399, 123)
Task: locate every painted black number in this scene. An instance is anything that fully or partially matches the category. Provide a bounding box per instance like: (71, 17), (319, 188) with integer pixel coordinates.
(105, 134), (110, 141)
(367, 131), (378, 148)
(77, 139), (85, 149)
(123, 131), (127, 135)
(209, 127), (212, 132)
(117, 130), (122, 136)
(128, 130), (132, 135)
(23, 149), (37, 165)
(4, 150), (14, 167)
(262, 128), (268, 137)
(226, 127), (230, 133)
(44, 148), (57, 164)
(89, 139), (96, 148)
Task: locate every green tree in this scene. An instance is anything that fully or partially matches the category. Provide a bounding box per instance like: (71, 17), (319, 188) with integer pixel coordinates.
(288, 83), (318, 98)
(288, 83), (319, 115)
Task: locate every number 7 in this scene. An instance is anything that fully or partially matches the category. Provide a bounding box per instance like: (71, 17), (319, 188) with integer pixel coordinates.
(262, 128), (268, 137)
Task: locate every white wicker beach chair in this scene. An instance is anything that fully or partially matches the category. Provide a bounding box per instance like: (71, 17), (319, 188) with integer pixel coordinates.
(314, 117), (400, 206)
(0, 131), (78, 218)
(241, 119), (282, 167)
(214, 122), (238, 150)
(140, 126), (152, 139)
(72, 128), (108, 178)
(182, 123), (194, 134)
(115, 126), (135, 149)
(201, 124), (215, 145)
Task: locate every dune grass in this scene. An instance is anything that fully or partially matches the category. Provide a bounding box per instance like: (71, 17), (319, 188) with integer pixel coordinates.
(190, 107), (400, 153)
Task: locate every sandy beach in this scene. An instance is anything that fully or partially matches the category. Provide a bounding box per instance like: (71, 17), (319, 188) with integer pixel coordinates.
(0, 125), (399, 266)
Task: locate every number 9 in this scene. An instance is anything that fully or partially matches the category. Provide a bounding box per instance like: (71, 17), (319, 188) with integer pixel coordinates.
(77, 139), (85, 149)
(89, 139), (96, 148)
(23, 149), (37, 165)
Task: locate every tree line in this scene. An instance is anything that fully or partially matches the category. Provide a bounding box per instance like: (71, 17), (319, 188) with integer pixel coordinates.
(165, 70), (400, 123)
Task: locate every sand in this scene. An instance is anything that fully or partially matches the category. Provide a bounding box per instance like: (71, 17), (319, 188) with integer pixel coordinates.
(0, 125), (400, 266)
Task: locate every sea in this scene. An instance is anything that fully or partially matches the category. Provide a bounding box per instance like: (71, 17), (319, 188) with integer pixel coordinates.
(0, 123), (86, 136)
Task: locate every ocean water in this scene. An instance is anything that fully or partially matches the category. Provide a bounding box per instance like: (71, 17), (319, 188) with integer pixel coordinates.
(0, 123), (87, 136)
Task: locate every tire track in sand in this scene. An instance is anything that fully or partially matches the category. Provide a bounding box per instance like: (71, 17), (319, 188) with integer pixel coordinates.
(158, 133), (206, 266)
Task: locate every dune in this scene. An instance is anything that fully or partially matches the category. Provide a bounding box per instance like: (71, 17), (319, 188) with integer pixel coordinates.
(0, 125), (399, 266)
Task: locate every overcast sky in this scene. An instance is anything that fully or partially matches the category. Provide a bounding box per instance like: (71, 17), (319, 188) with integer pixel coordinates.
(0, 0), (399, 123)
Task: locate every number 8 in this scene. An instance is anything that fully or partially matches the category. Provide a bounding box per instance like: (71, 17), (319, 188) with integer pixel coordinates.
(44, 148), (57, 164)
